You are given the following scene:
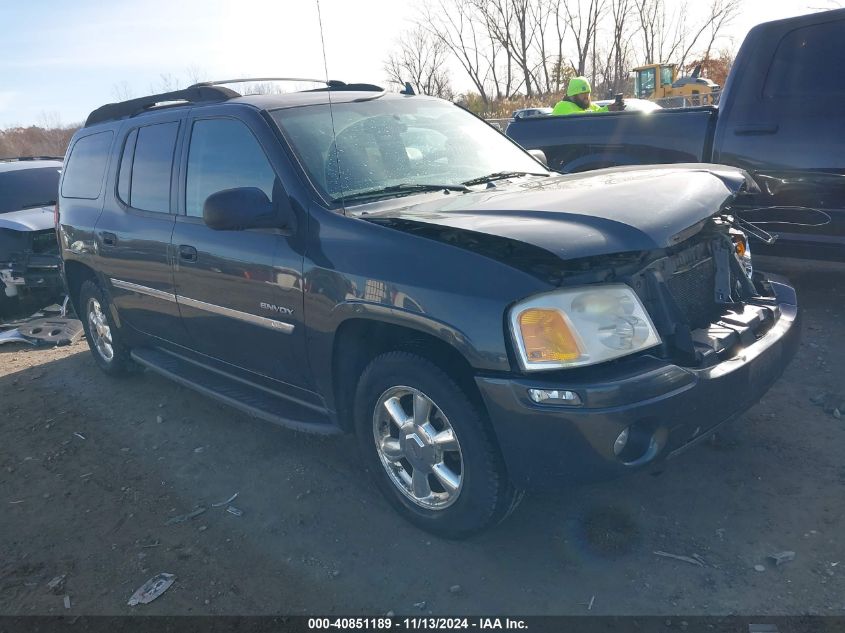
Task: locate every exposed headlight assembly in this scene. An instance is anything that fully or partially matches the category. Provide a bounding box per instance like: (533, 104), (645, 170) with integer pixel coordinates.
(509, 284), (661, 371)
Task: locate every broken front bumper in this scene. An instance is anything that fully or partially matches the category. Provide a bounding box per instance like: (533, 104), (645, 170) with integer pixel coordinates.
(1, 254), (64, 318)
(475, 276), (800, 490)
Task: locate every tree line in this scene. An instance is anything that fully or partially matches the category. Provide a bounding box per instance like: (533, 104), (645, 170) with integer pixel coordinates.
(384, 0), (741, 112)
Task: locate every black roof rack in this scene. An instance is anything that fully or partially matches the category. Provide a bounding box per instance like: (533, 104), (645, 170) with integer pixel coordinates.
(85, 85), (240, 128)
(192, 77), (327, 87)
(195, 78), (384, 92)
(84, 78), (386, 128)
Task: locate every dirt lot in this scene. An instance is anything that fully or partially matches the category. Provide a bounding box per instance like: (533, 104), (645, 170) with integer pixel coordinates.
(1, 258), (843, 616)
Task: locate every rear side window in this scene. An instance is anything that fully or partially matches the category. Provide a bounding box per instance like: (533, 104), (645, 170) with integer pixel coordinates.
(118, 122), (179, 213)
(764, 20), (845, 98)
(61, 131), (113, 199)
(185, 118), (276, 217)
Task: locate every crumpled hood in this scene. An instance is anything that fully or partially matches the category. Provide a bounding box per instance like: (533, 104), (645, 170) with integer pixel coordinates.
(0, 206), (56, 232)
(360, 164), (756, 261)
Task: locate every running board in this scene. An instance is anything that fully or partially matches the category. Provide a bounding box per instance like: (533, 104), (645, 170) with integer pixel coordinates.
(130, 347), (340, 435)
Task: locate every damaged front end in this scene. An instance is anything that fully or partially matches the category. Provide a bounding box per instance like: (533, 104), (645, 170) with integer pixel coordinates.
(622, 217), (785, 370)
(0, 227), (64, 320)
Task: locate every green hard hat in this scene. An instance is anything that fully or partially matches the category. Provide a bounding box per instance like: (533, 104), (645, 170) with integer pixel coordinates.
(567, 76), (592, 97)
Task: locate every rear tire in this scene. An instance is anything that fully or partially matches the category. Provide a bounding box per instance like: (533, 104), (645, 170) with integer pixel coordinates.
(78, 280), (134, 377)
(354, 351), (521, 538)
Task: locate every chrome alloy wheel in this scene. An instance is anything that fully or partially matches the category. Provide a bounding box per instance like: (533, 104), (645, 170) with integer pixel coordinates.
(87, 297), (114, 362)
(373, 386), (464, 509)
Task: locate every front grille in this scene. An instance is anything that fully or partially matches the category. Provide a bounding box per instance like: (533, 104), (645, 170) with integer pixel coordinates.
(666, 256), (717, 328)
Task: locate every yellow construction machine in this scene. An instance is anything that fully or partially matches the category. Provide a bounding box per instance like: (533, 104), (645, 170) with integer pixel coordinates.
(631, 63), (720, 106)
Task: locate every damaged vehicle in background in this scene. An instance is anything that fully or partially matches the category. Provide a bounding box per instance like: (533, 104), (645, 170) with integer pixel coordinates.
(59, 82), (799, 537)
(0, 157), (65, 319)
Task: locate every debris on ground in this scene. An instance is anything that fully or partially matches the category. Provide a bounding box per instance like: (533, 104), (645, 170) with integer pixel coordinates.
(164, 506), (207, 525)
(127, 573), (176, 606)
(156, 415), (164, 424)
(211, 492), (238, 508)
(449, 584), (462, 594)
(588, 595), (595, 610)
(754, 564), (766, 572)
(73, 432), (85, 440)
(768, 551), (796, 566)
(63, 595), (71, 609)
(413, 601), (427, 610)
(0, 317), (84, 347)
(0, 328), (35, 345)
(226, 505), (243, 517)
(809, 392), (845, 416)
(47, 575), (66, 594)
(654, 550), (705, 567)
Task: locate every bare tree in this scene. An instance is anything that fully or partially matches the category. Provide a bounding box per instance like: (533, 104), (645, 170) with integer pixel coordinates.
(421, 0), (495, 104)
(111, 81), (134, 102)
(563, 0), (606, 79)
(384, 26), (454, 98)
(635, 0), (740, 69)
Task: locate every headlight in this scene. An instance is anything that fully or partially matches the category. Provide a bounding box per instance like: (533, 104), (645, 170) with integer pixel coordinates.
(731, 231), (753, 279)
(509, 284), (661, 371)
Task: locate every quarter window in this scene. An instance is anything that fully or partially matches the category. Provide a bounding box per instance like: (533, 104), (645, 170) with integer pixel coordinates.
(61, 131), (113, 199)
(185, 118), (277, 218)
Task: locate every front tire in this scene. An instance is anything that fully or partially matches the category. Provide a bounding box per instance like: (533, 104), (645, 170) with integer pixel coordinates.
(354, 351), (521, 538)
(78, 279), (134, 376)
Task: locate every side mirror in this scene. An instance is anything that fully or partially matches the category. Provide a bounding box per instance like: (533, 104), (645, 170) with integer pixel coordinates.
(528, 149), (548, 168)
(203, 187), (296, 232)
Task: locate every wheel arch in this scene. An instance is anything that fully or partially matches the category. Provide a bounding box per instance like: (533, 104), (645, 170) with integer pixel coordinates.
(330, 317), (488, 433)
(63, 260), (99, 319)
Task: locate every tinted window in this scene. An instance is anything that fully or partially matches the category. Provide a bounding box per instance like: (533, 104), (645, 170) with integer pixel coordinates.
(61, 131), (113, 199)
(765, 21), (845, 98)
(186, 119), (276, 217)
(117, 129), (138, 205)
(0, 166), (62, 213)
(128, 122), (179, 213)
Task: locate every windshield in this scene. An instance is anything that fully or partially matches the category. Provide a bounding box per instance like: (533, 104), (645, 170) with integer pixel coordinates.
(270, 98), (547, 203)
(0, 166), (62, 213)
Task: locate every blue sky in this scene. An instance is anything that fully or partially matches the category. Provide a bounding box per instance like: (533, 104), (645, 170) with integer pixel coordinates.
(0, 0), (414, 127)
(0, 0), (829, 128)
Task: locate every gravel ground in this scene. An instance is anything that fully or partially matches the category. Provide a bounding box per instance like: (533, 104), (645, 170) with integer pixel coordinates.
(0, 257), (843, 616)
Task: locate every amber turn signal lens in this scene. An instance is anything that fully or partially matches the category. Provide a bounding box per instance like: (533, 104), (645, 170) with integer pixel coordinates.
(518, 308), (581, 362)
(732, 235), (747, 257)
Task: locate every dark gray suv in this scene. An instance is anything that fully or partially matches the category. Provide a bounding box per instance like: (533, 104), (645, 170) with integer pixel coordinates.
(58, 80), (799, 537)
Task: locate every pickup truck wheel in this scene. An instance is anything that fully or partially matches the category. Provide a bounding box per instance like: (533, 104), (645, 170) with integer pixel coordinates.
(78, 280), (133, 376)
(355, 351), (520, 538)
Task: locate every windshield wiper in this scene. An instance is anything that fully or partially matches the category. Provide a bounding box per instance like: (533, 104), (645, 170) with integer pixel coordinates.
(461, 171), (548, 186)
(20, 200), (57, 209)
(340, 183), (470, 203)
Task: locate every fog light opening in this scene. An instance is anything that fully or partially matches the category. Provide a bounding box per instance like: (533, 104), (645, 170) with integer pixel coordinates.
(527, 388), (582, 406)
(614, 423), (661, 465)
(613, 427), (630, 456)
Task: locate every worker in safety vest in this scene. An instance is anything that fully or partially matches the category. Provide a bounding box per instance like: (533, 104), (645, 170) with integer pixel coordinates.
(552, 76), (625, 115)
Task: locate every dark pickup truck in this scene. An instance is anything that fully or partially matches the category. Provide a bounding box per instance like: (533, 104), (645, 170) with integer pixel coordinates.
(507, 8), (845, 262)
(59, 81), (799, 537)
